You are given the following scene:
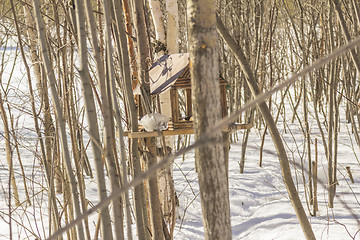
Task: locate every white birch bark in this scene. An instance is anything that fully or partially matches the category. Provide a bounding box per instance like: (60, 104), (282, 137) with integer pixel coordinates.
(133, 0), (165, 238)
(160, 0), (179, 125)
(149, 0), (166, 56)
(157, 1), (180, 235)
(166, 0), (179, 53)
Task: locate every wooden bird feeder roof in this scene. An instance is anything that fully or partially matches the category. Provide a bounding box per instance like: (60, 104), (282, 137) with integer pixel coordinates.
(134, 53), (227, 95)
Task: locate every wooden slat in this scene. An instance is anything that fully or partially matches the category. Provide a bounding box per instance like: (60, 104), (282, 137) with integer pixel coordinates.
(123, 123), (252, 138)
(173, 122), (193, 129)
(186, 89), (192, 119)
(125, 128), (194, 138)
(170, 89), (180, 123)
(172, 84), (192, 88)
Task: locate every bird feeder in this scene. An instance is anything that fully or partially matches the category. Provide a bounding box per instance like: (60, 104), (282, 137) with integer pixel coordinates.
(128, 53), (251, 138)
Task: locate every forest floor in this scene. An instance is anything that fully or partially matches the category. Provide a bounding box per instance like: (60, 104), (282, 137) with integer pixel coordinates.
(173, 121), (360, 239)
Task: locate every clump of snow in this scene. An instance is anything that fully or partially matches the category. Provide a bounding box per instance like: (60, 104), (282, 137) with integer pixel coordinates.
(140, 113), (169, 131)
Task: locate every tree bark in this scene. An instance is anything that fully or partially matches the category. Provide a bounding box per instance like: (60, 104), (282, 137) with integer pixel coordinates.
(132, 0), (154, 238)
(187, 1), (232, 239)
(166, 0), (179, 54)
(149, 0), (166, 55)
(144, 138), (165, 240)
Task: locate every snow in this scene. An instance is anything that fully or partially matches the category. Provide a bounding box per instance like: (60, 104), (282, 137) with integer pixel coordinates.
(140, 113), (169, 131)
(1, 47), (360, 240)
(172, 115), (360, 239)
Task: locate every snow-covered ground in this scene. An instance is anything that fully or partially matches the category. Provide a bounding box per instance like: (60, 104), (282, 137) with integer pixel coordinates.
(1, 46), (360, 239)
(173, 125), (360, 239)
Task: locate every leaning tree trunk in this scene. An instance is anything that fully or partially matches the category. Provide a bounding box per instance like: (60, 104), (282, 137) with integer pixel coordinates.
(187, 1), (232, 239)
(216, 15), (316, 240)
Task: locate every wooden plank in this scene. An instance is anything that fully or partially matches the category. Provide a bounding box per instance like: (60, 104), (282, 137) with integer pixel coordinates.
(125, 128), (194, 138)
(173, 122), (193, 129)
(170, 89), (180, 123)
(172, 83), (192, 88)
(124, 123), (252, 138)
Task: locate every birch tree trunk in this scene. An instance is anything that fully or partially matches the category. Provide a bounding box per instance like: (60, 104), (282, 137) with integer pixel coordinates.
(160, 0), (179, 123)
(149, 0), (166, 55)
(148, 1), (179, 235)
(166, 0), (179, 54)
(187, 1), (232, 239)
(144, 138), (166, 240)
(133, 0), (168, 239)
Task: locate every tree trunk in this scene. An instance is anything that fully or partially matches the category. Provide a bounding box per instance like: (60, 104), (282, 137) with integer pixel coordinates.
(144, 138), (165, 240)
(132, 0), (154, 238)
(123, 0), (138, 82)
(216, 15), (316, 240)
(166, 0), (179, 54)
(187, 1), (232, 239)
(150, 0), (166, 55)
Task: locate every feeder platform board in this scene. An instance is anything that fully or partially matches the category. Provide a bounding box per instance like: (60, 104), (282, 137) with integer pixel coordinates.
(124, 123), (252, 139)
